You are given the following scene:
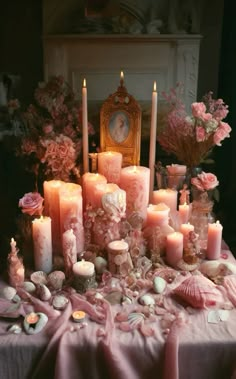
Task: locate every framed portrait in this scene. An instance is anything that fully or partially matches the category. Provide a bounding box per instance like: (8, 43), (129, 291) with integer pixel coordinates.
(100, 80), (141, 167)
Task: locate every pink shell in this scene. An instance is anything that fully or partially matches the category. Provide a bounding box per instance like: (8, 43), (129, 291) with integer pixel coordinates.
(173, 274), (224, 308)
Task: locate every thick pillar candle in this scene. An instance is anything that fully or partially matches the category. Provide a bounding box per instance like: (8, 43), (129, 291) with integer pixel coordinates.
(149, 81), (158, 202)
(207, 221), (223, 260)
(146, 203), (170, 227)
(82, 78), (89, 173)
(92, 183), (121, 209)
(32, 216), (52, 273)
(62, 229), (77, 277)
(153, 188), (178, 213)
(179, 203), (190, 224)
(120, 166), (150, 222)
(82, 172), (107, 209)
(98, 151), (122, 184)
(166, 232), (183, 267)
(180, 222), (194, 248)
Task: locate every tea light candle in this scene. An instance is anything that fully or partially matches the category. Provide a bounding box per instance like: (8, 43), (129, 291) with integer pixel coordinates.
(72, 310), (86, 323)
(98, 151), (123, 184)
(32, 216), (52, 273)
(25, 312), (39, 325)
(120, 165), (150, 221)
(166, 232), (183, 267)
(82, 172), (107, 209)
(146, 203), (170, 227)
(180, 222), (194, 248)
(207, 220), (223, 260)
(82, 78), (89, 173)
(73, 260), (95, 277)
(179, 202), (190, 224)
(153, 188), (178, 212)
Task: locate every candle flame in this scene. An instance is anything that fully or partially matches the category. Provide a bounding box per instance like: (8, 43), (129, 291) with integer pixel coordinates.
(153, 81), (157, 92)
(83, 78), (86, 88)
(120, 71), (124, 80)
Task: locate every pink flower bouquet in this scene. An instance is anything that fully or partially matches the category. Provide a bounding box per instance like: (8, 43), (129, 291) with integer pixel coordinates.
(191, 172), (219, 192)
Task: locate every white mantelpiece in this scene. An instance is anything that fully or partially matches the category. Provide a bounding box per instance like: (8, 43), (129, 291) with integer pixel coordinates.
(43, 34), (201, 114)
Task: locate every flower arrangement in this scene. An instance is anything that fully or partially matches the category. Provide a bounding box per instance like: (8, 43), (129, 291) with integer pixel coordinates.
(16, 76), (94, 184)
(157, 84), (231, 168)
(191, 172), (219, 192)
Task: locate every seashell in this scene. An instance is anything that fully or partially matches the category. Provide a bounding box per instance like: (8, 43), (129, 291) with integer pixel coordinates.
(121, 295), (133, 305)
(52, 294), (69, 310)
(94, 256), (107, 274)
(0, 286), (17, 300)
(153, 276), (166, 294)
(23, 312), (48, 334)
(8, 324), (22, 334)
(22, 281), (36, 293)
(30, 271), (48, 286)
(127, 312), (145, 328)
(139, 294), (155, 306)
(200, 261), (236, 278)
(37, 284), (51, 301)
(95, 292), (103, 300)
(48, 271), (65, 290)
(12, 294), (21, 303)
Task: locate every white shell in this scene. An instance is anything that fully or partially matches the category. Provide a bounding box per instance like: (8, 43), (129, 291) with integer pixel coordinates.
(8, 324), (22, 334)
(52, 294), (69, 310)
(23, 281), (36, 293)
(48, 271), (65, 290)
(38, 284), (51, 301)
(153, 276), (166, 294)
(30, 271), (48, 286)
(24, 312), (48, 334)
(200, 261), (236, 278)
(139, 294), (155, 306)
(0, 286), (17, 300)
(94, 257), (107, 274)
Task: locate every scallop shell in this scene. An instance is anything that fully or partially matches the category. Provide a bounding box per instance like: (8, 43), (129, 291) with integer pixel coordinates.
(30, 271), (48, 286)
(37, 284), (51, 301)
(127, 312), (145, 328)
(52, 294), (69, 310)
(22, 281), (36, 293)
(153, 276), (166, 294)
(139, 294), (155, 306)
(48, 271), (65, 290)
(0, 286), (17, 300)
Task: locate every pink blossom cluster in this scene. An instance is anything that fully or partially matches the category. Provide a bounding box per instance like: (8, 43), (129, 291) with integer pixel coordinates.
(19, 192), (44, 216)
(191, 172), (219, 191)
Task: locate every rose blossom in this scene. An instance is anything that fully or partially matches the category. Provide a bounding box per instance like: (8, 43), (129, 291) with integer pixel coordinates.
(19, 192), (44, 216)
(196, 126), (206, 142)
(213, 121), (231, 146)
(191, 102), (206, 118)
(191, 172), (219, 191)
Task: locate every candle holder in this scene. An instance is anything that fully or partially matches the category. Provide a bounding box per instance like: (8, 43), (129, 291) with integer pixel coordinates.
(107, 240), (133, 277)
(73, 271), (96, 293)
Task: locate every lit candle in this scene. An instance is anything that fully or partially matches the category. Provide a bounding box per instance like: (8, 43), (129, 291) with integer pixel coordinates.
(166, 232), (183, 267)
(72, 310), (86, 323)
(62, 229), (77, 277)
(8, 238), (25, 288)
(149, 81), (158, 202)
(97, 151), (123, 184)
(82, 78), (89, 173)
(120, 165), (150, 222)
(59, 182), (84, 254)
(179, 222), (194, 248)
(25, 312), (39, 325)
(120, 70), (124, 86)
(179, 202), (190, 224)
(73, 260), (95, 277)
(207, 220), (223, 260)
(82, 172), (107, 209)
(32, 216), (52, 273)
(153, 188), (178, 213)
(146, 203), (170, 227)
(166, 164), (187, 189)
(43, 180), (64, 255)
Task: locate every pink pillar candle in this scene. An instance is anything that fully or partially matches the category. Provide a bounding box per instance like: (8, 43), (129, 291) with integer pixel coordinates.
(59, 182), (84, 254)
(146, 203), (170, 227)
(92, 183), (120, 209)
(32, 216), (52, 273)
(82, 172), (107, 209)
(179, 203), (190, 224)
(153, 189), (178, 212)
(62, 229), (77, 277)
(43, 180), (64, 255)
(120, 166), (150, 222)
(166, 232), (184, 267)
(180, 222), (194, 248)
(98, 151), (123, 184)
(207, 220), (223, 260)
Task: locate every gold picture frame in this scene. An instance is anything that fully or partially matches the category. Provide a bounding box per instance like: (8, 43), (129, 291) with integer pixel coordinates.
(100, 77), (142, 167)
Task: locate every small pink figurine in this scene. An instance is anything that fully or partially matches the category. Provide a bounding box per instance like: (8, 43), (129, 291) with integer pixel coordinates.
(179, 184), (190, 205)
(8, 238), (25, 288)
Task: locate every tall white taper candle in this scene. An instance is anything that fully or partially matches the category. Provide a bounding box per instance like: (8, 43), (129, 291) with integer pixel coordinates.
(149, 81), (158, 202)
(82, 78), (89, 173)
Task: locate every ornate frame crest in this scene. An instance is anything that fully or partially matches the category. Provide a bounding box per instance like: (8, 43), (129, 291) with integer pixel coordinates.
(100, 77), (141, 167)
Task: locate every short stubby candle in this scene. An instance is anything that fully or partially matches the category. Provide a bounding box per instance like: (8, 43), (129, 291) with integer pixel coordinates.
(146, 203), (170, 228)
(180, 222), (194, 248)
(82, 172), (107, 209)
(179, 202), (190, 225)
(207, 220), (223, 260)
(119, 165), (150, 222)
(166, 164), (187, 175)
(107, 239), (131, 276)
(73, 260), (95, 277)
(98, 151), (123, 184)
(153, 188), (178, 213)
(32, 216), (52, 273)
(166, 232), (184, 267)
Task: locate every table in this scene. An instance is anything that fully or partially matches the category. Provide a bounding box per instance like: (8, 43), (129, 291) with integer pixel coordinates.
(1, 247), (236, 379)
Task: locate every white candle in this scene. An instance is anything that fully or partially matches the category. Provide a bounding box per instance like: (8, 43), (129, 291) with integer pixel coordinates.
(153, 189), (178, 212)
(82, 78), (89, 173)
(207, 220), (223, 260)
(149, 81), (158, 202)
(98, 151), (123, 184)
(107, 239), (129, 253)
(146, 203), (170, 227)
(179, 202), (190, 224)
(62, 229), (77, 277)
(180, 222), (194, 248)
(32, 216), (52, 273)
(73, 260), (95, 277)
(166, 232), (183, 267)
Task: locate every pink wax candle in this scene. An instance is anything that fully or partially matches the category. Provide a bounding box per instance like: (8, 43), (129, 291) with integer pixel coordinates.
(153, 189), (178, 212)
(146, 203), (170, 227)
(98, 151), (122, 184)
(207, 220), (223, 260)
(92, 183), (120, 209)
(180, 222), (194, 247)
(32, 216), (52, 273)
(59, 182), (84, 254)
(62, 229), (77, 277)
(43, 180), (64, 255)
(166, 232), (183, 267)
(82, 172), (107, 209)
(179, 202), (190, 224)
(120, 165), (150, 222)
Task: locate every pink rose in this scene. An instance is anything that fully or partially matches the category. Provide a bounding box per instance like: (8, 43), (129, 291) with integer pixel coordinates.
(196, 126), (206, 142)
(191, 172), (219, 191)
(191, 102), (206, 118)
(19, 192), (44, 216)
(213, 122), (231, 146)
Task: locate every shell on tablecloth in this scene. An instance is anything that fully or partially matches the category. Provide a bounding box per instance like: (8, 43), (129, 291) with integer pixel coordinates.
(0, 286), (17, 300)
(199, 261), (236, 279)
(22, 281), (36, 293)
(37, 284), (51, 301)
(138, 294), (155, 306)
(153, 276), (166, 294)
(30, 271), (48, 286)
(24, 312), (48, 334)
(52, 294), (69, 310)
(127, 312), (145, 328)
(48, 271), (65, 290)
(8, 324), (22, 334)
